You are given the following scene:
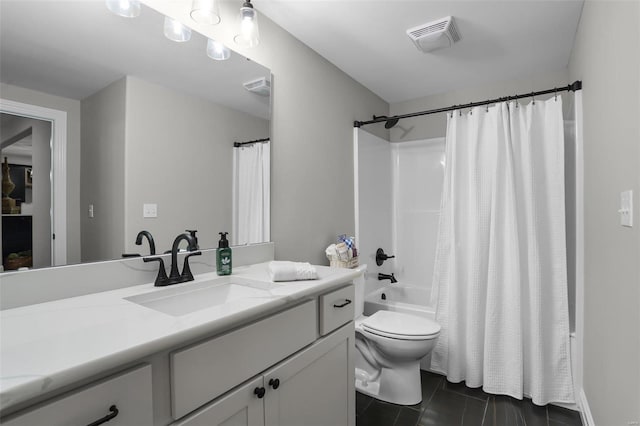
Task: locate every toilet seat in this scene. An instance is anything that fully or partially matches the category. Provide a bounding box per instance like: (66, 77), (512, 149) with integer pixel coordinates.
(361, 311), (440, 341)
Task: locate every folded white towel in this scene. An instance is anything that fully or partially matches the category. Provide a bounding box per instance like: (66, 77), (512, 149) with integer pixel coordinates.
(268, 261), (318, 282)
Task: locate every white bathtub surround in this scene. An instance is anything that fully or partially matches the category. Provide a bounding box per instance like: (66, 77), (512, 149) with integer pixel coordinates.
(391, 138), (445, 295)
(232, 141), (270, 246)
(431, 97), (574, 405)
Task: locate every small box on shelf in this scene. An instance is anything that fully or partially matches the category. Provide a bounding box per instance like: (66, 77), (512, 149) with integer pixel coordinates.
(330, 257), (359, 269)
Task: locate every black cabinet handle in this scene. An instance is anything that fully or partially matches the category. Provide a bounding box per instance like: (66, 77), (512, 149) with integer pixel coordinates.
(254, 387), (266, 398)
(86, 405), (119, 426)
(333, 299), (352, 308)
(268, 378), (280, 389)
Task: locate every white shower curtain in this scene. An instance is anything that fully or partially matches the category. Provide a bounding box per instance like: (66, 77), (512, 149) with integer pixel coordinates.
(430, 97), (574, 405)
(232, 142), (270, 246)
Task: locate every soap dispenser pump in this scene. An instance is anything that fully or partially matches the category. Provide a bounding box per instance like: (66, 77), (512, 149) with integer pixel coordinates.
(216, 232), (232, 276)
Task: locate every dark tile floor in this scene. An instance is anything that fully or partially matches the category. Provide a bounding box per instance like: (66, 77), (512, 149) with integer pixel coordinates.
(356, 371), (583, 426)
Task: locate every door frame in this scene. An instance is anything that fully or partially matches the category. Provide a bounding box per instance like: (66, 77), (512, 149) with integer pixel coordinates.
(0, 98), (67, 266)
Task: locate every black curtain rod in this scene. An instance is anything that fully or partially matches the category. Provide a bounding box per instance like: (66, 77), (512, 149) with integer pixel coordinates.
(233, 137), (270, 147)
(354, 80), (582, 128)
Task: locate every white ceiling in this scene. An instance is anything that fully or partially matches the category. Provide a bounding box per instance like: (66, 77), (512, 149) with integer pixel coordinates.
(255, 0), (584, 104)
(0, 1), (271, 119)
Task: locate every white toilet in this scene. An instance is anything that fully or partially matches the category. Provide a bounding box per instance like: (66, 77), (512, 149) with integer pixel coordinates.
(353, 274), (441, 405)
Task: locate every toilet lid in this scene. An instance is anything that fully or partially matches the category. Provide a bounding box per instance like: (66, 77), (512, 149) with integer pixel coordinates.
(362, 311), (441, 339)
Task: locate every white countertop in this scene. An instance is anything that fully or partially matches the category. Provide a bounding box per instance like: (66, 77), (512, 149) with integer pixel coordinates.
(0, 263), (362, 412)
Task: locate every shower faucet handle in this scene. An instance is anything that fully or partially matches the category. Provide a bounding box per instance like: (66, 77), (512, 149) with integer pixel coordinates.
(376, 248), (395, 266)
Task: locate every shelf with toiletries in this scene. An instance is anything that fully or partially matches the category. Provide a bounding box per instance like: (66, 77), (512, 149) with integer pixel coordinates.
(326, 235), (359, 269)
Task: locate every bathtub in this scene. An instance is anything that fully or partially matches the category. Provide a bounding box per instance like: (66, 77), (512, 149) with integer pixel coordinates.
(364, 284), (435, 319)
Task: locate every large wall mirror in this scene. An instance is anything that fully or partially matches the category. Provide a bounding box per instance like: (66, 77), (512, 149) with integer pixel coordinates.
(0, 1), (271, 271)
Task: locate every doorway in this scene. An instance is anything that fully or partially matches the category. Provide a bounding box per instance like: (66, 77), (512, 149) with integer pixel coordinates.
(0, 98), (67, 271)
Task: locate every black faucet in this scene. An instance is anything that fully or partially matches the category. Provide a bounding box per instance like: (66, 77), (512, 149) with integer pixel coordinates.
(167, 233), (201, 284)
(135, 230), (156, 255)
(378, 273), (397, 284)
(121, 230), (156, 258)
(144, 232), (201, 286)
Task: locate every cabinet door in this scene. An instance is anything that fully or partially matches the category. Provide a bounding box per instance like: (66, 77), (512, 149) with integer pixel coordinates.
(263, 323), (355, 426)
(172, 377), (265, 426)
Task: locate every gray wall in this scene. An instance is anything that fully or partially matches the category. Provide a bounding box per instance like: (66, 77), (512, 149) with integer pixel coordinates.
(0, 83), (82, 264)
(123, 76), (269, 254)
(569, 1), (640, 424)
(81, 78), (127, 262)
(147, 1), (390, 265)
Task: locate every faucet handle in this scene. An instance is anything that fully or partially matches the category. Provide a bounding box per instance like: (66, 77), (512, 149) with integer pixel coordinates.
(143, 256), (170, 286)
(181, 251), (202, 281)
(376, 248), (395, 266)
(185, 229), (199, 250)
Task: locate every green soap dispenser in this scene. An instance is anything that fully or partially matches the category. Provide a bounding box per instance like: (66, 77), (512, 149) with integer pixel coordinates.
(216, 232), (232, 276)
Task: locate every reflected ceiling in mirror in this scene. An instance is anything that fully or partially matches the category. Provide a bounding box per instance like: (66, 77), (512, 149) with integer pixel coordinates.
(0, 0), (271, 268)
(0, 0), (270, 120)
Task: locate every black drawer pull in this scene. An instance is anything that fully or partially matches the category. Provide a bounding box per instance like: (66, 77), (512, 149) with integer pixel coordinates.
(269, 378), (280, 389)
(254, 387), (266, 398)
(86, 405), (119, 426)
(333, 299), (352, 308)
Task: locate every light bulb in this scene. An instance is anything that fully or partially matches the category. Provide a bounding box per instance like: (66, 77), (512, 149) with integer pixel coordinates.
(164, 17), (191, 42)
(234, 1), (259, 48)
(190, 0), (221, 25)
(206, 39), (231, 61)
(105, 0), (141, 18)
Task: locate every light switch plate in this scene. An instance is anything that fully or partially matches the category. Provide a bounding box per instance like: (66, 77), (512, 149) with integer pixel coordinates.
(143, 203), (158, 218)
(619, 190), (633, 227)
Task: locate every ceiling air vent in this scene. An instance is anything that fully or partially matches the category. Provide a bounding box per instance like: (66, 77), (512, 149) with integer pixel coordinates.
(406, 16), (461, 53)
(243, 77), (271, 96)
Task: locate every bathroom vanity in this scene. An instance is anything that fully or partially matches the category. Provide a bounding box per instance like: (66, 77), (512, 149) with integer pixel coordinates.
(0, 263), (359, 426)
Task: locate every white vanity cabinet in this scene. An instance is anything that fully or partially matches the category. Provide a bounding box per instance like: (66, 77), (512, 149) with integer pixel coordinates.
(0, 280), (357, 426)
(173, 323), (355, 426)
(172, 285), (356, 426)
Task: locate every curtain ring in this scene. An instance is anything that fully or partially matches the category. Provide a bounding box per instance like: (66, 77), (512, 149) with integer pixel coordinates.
(486, 104), (489, 113)
(531, 92), (535, 105)
(459, 109), (462, 117)
(554, 88), (558, 101)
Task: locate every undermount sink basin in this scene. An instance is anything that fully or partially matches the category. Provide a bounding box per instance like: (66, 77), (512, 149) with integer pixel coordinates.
(125, 278), (273, 316)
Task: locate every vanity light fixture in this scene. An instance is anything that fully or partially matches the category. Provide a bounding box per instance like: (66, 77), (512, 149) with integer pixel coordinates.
(164, 17), (192, 42)
(105, 0), (141, 18)
(190, 0), (221, 25)
(234, 0), (260, 48)
(206, 38), (231, 61)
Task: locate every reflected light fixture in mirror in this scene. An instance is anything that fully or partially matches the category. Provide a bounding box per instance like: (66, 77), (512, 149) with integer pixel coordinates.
(190, 0), (221, 25)
(105, 0), (141, 18)
(234, 0), (260, 48)
(164, 17), (192, 42)
(206, 39), (231, 60)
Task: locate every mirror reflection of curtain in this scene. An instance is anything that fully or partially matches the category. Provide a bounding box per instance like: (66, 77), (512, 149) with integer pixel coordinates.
(232, 142), (270, 245)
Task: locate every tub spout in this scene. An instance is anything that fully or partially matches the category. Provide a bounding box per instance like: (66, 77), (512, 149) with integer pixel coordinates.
(378, 273), (397, 284)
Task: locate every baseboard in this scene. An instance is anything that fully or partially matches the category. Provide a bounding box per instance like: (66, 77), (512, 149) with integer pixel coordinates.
(579, 388), (596, 426)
